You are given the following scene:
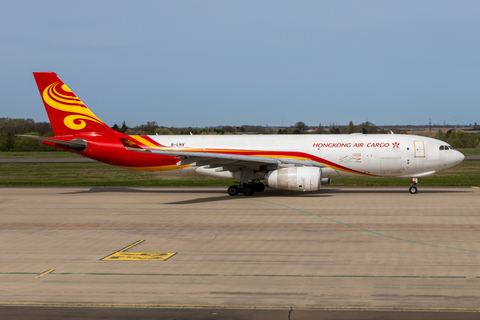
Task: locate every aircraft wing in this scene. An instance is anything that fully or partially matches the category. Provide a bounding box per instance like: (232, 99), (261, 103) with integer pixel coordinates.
(149, 149), (324, 168)
(120, 138), (325, 171)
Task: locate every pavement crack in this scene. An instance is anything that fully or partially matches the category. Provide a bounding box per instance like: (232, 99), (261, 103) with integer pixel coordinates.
(288, 307), (292, 320)
(293, 278), (306, 306)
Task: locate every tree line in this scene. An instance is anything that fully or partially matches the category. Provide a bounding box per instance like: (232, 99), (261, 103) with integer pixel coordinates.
(112, 120), (386, 135)
(434, 129), (480, 148)
(0, 118), (54, 152)
(1, 117), (479, 152)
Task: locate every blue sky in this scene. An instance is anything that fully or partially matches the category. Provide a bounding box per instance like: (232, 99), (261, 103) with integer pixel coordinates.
(0, 1), (479, 127)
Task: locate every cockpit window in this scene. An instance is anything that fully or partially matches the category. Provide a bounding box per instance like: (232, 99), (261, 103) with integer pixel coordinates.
(440, 145), (454, 150)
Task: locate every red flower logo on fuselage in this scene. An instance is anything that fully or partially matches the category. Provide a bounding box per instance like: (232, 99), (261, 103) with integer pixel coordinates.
(392, 142), (400, 149)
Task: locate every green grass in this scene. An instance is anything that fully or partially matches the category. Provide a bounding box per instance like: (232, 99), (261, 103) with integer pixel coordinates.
(0, 160), (478, 187)
(457, 148), (480, 155)
(0, 152), (82, 158)
(1, 150), (479, 187)
(0, 163), (235, 187)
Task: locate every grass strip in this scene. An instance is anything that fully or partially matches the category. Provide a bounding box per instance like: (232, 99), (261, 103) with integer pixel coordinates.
(0, 152), (82, 158)
(0, 163), (235, 187)
(457, 148), (480, 155)
(0, 158), (479, 187)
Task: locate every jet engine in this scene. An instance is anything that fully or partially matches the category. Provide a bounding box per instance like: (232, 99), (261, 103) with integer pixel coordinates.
(265, 167), (322, 191)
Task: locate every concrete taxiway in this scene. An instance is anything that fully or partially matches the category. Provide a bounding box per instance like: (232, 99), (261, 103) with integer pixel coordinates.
(2, 306), (480, 320)
(1, 186), (480, 314)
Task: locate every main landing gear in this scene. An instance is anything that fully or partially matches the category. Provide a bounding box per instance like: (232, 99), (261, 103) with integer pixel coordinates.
(409, 178), (418, 194)
(228, 180), (265, 196)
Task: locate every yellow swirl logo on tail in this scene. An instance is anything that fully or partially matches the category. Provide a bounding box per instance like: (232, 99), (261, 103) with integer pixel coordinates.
(42, 82), (104, 130)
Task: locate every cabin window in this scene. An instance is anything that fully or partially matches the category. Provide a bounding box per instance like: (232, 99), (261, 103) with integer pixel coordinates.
(439, 146), (444, 150)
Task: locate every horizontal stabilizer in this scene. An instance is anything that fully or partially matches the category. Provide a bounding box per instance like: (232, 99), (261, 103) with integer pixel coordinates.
(16, 135), (87, 148)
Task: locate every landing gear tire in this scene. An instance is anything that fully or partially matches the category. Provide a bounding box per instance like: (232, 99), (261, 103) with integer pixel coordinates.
(254, 182), (265, 192)
(228, 185), (240, 196)
(243, 184), (256, 196)
(409, 178), (419, 194)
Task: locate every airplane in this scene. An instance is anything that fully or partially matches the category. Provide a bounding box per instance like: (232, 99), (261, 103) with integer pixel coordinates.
(20, 72), (465, 195)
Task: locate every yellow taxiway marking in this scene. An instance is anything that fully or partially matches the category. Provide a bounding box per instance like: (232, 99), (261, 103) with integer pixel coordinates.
(35, 269), (55, 278)
(102, 252), (176, 261)
(101, 240), (176, 261)
(472, 186), (479, 189)
(117, 239), (145, 252)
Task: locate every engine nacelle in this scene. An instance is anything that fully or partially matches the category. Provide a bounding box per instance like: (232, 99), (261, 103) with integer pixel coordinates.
(265, 167), (322, 191)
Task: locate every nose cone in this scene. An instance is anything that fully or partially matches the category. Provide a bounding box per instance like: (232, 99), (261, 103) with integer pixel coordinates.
(456, 151), (465, 164)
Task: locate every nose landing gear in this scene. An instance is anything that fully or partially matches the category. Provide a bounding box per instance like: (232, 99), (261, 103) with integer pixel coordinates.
(227, 180), (265, 196)
(409, 178), (418, 194)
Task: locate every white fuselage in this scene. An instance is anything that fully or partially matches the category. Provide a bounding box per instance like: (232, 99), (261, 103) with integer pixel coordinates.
(144, 133), (464, 179)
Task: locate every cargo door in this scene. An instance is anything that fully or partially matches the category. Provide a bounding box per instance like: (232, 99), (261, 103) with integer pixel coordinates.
(414, 140), (425, 158)
(380, 157), (402, 175)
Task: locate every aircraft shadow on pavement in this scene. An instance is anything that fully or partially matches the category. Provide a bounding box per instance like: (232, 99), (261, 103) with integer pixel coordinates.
(62, 187), (332, 205)
(61, 187), (468, 205)
(63, 187), (226, 195)
(165, 190), (333, 205)
(166, 188), (470, 204)
(65, 186), (469, 195)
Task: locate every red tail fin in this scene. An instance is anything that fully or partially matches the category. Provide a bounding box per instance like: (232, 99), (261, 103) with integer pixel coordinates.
(33, 72), (111, 136)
